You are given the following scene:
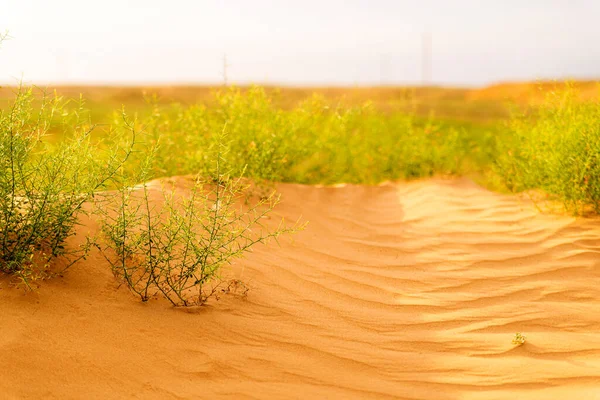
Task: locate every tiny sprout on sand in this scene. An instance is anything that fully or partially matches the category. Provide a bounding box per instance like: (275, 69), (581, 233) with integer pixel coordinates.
(512, 333), (526, 346)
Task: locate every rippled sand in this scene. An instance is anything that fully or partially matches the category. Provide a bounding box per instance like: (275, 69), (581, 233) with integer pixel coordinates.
(2, 178), (600, 399)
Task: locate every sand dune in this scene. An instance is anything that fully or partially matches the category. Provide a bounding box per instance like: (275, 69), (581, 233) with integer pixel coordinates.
(2, 178), (600, 399)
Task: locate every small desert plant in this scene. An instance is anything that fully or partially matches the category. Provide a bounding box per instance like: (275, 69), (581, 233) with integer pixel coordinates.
(512, 332), (526, 346)
(0, 87), (135, 288)
(96, 130), (302, 306)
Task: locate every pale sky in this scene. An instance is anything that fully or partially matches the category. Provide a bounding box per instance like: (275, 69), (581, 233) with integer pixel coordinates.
(1, 0), (599, 86)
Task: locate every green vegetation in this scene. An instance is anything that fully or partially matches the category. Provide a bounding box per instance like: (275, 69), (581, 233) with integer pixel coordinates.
(0, 87), (300, 303)
(95, 133), (301, 306)
(2, 78), (600, 301)
(512, 332), (527, 346)
(131, 86), (497, 185)
(496, 86), (600, 214)
(0, 88), (133, 288)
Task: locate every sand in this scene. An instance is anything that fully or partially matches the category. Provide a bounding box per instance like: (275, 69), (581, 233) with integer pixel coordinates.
(1, 178), (600, 399)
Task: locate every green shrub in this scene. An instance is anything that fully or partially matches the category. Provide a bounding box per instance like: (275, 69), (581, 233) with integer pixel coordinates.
(0, 87), (134, 288)
(95, 130), (302, 306)
(495, 85), (600, 214)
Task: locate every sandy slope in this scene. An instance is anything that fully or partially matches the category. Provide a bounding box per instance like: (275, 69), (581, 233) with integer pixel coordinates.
(2, 178), (600, 399)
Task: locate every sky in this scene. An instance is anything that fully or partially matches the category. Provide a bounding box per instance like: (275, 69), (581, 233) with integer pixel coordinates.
(1, 0), (599, 86)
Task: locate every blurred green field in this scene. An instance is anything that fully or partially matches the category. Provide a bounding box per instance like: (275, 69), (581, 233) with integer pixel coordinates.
(2, 81), (599, 212)
(3, 80), (597, 121)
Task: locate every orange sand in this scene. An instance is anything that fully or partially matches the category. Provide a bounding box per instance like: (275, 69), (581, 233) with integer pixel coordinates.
(2, 178), (600, 399)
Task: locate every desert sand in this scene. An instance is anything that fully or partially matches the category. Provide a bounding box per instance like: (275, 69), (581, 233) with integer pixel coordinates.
(2, 178), (600, 399)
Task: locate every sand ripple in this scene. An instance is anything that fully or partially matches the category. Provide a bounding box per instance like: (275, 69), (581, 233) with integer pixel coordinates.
(1, 178), (600, 399)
